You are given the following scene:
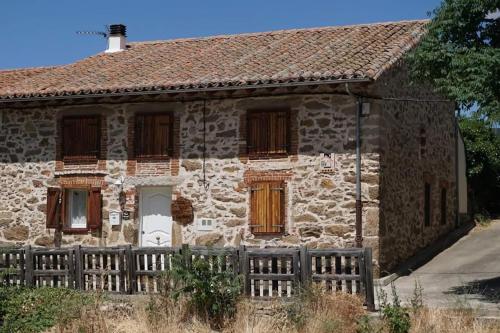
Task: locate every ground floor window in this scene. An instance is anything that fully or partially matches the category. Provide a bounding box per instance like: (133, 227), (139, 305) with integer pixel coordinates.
(424, 182), (431, 227)
(46, 187), (102, 233)
(440, 188), (447, 225)
(66, 189), (88, 229)
(249, 181), (285, 234)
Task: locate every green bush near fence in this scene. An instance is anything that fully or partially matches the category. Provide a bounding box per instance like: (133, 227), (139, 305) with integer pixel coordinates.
(0, 286), (93, 333)
(154, 251), (242, 329)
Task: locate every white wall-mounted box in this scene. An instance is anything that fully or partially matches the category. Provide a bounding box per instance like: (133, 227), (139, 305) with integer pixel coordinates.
(197, 218), (215, 231)
(109, 210), (122, 226)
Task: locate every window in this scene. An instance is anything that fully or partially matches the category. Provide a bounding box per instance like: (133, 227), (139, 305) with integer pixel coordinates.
(62, 116), (100, 162)
(135, 113), (173, 160)
(46, 187), (102, 233)
(250, 181), (285, 234)
(424, 182), (431, 227)
(419, 127), (426, 159)
(66, 189), (88, 229)
(440, 188), (447, 225)
(247, 110), (289, 158)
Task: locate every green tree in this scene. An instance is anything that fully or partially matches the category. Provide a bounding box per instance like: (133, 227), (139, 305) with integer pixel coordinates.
(408, 0), (500, 213)
(459, 117), (500, 213)
(408, 0), (500, 120)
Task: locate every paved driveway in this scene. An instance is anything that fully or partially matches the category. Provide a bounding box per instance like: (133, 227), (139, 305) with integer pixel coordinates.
(379, 220), (500, 316)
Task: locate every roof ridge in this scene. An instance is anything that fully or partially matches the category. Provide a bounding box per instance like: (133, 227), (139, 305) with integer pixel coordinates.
(0, 65), (60, 73)
(128, 19), (429, 46)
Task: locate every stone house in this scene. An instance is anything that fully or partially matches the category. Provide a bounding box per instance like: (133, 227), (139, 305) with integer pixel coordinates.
(0, 20), (464, 276)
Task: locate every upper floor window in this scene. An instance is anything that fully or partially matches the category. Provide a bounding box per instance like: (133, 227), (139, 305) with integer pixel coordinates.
(135, 113), (174, 160)
(62, 116), (100, 163)
(247, 110), (289, 159)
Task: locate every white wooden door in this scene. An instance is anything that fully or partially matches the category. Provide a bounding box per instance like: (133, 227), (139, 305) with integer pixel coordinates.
(139, 187), (173, 247)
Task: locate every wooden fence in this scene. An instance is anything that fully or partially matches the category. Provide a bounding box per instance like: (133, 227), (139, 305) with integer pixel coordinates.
(0, 245), (374, 310)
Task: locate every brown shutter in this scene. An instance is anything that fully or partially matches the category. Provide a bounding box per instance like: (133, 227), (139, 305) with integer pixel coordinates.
(250, 183), (267, 234)
(87, 187), (102, 229)
(247, 112), (260, 156)
(46, 187), (61, 228)
(276, 111), (288, 154)
(269, 181), (285, 233)
(85, 117), (100, 159)
(156, 114), (172, 156)
(62, 116), (100, 161)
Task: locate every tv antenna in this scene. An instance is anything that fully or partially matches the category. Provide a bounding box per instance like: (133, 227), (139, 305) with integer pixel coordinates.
(76, 25), (109, 38)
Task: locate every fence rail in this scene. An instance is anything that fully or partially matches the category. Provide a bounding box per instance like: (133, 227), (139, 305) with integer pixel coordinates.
(0, 244), (374, 310)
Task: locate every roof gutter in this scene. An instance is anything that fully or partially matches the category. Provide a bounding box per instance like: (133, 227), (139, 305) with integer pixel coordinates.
(0, 78), (372, 104)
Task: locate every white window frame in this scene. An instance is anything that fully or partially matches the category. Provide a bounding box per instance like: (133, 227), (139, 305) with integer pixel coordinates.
(66, 189), (88, 229)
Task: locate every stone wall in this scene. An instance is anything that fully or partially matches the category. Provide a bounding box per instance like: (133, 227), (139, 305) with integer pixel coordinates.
(0, 94), (381, 264)
(0, 66), (457, 277)
(370, 62), (457, 275)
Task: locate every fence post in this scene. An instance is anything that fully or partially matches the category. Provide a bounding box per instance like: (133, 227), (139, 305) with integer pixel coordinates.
(363, 247), (375, 311)
(181, 244), (191, 268)
(74, 245), (83, 290)
(24, 245), (33, 287)
(126, 245), (135, 294)
(238, 245), (249, 295)
(67, 247), (75, 289)
(299, 246), (309, 288)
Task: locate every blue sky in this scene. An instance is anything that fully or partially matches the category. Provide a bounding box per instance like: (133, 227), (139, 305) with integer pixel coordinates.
(1, 0), (442, 69)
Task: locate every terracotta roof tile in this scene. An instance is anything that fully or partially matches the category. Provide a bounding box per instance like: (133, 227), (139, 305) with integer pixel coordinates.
(0, 20), (428, 101)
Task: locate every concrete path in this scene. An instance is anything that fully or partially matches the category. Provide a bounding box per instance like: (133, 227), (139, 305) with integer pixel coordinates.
(378, 220), (500, 316)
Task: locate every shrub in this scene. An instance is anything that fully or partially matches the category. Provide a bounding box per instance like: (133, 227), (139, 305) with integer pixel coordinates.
(0, 286), (93, 333)
(379, 284), (411, 333)
(157, 250), (242, 329)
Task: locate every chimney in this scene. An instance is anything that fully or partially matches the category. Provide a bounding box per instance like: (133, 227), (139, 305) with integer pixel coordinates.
(105, 24), (127, 53)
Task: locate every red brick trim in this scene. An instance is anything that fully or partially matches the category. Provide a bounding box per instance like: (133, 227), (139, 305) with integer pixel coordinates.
(57, 175), (107, 188)
(243, 170), (293, 185)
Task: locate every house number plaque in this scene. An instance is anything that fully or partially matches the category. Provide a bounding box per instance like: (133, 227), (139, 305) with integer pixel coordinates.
(171, 196), (194, 225)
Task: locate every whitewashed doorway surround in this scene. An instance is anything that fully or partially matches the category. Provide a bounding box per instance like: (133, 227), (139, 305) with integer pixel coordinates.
(139, 187), (173, 247)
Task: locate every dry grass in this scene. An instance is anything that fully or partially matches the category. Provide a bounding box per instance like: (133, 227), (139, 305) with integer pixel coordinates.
(410, 308), (500, 333)
(46, 289), (500, 333)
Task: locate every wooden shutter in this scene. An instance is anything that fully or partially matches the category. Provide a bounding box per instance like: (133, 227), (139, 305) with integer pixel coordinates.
(87, 187), (102, 229)
(46, 187), (61, 228)
(247, 112), (263, 156)
(62, 116), (100, 161)
(250, 183), (267, 234)
(247, 110), (289, 158)
(135, 114), (173, 159)
(269, 181), (285, 233)
(269, 111), (288, 155)
(250, 181), (285, 234)
(156, 114), (172, 156)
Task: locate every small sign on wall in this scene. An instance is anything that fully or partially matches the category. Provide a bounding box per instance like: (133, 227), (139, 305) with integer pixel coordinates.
(109, 210), (122, 226)
(171, 196), (194, 226)
(319, 153), (335, 173)
(122, 211), (131, 220)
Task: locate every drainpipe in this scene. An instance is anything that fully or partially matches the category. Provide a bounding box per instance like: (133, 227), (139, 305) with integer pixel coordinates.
(345, 83), (363, 248)
(455, 106), (460, 228)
